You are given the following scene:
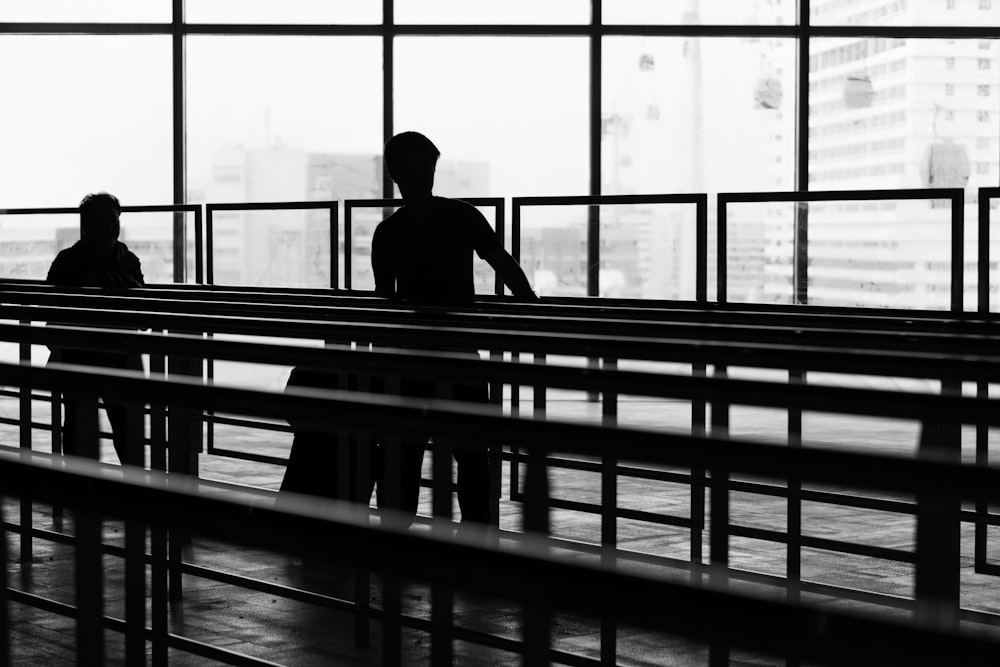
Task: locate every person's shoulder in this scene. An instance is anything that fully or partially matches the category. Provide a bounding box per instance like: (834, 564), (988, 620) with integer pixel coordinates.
(116, 241), (141, 262)
(436, 196), (485, 221)
(50, 242), (83, 266)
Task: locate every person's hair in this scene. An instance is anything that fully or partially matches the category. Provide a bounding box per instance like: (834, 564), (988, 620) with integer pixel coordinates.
(383, 131), (440, 177)
(79, 192), (121, 236)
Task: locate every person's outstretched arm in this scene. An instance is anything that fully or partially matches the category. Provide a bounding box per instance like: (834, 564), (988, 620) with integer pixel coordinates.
(482, 247), (540, 302)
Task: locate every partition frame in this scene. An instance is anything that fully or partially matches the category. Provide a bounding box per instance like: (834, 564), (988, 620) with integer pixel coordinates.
(717, 188), (966, 311)
(343, 197), (505, 293)
(511, 193), (709, 302)
(204, 201), (339, 288)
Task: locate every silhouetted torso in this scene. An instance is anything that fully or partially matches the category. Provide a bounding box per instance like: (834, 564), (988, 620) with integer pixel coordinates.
(47, 240), (144, 290)
(372, 197), (500, 305)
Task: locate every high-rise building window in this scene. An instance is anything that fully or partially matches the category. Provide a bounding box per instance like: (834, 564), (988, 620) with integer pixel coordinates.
(979, 0), (991, 10)
(978, 58), (992, 69)
(978, 110), (991, 122)
(946, 83), (955, 95)
(945, 56), (956, 69)
(978, 84), (991, 96)
(947, 0), (956, 8)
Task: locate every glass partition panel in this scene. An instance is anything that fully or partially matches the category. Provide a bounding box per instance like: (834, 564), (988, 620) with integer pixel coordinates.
(0, 212), (77, 281)
(394, 37), (588, 199)
(732, 197), (957, 309)
(0, 35), (172, 208)
(517, 202), (700, 299)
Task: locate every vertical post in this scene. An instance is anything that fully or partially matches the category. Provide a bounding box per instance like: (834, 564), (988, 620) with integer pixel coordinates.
(716, 195), (728, 303)
(330, 205), (340, 289)
(793, 201), (809, 305)
(72, 395), (103, 665)
(494, 199), (506, 296)
(695, 193), (708, 303)
(205, 207), (215, 285)
(951, 189), (964, 312)
(587, 0), (602, 299)
(167, 352), (202, 603)
(708, 366), (730, 667)
(601, 356), (617, 665)
(123, 399), (146, 664)
(977, 191), (989, 314)
(19, 375), (33, 562)
(0, 504), (9, 667)
(172, 0), (187, 281)
(915, 417), (961, 625)
(794, 0), (811, 306)
(194, 206), (204, 284)
(344, 204), (353, 291)
(787, 370), (804, 607)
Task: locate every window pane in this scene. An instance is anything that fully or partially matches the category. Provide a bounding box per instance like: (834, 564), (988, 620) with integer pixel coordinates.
(395, 37), (588, 200)
(0, 35), (171, 282)
(603, 37), (796, 301)
(604, 0), (796, 25)
(187, 36), (383, 288)
(0, 0), (167, 22)
(809, 38), (1000, 309)
(812, 2), (1000, 27)
(395, 0), (588, 24)
(186, 0), (379, 24)
(394, 37), (587, 297)
(0, 36), (172, 206)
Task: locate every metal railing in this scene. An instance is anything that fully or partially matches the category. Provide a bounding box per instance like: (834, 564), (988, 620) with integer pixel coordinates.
(4, 304), (1000, 628)
(4, 360), (1000, 665)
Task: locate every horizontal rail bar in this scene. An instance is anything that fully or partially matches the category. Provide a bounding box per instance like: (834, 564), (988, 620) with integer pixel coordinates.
(3, 450), (1000, 666)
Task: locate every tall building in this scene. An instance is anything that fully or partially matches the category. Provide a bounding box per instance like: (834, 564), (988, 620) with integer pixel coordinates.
(775, 0), (1000, 309)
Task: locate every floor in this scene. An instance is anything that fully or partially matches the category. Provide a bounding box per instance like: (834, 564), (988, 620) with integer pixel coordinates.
(3, 390), (1000, 665)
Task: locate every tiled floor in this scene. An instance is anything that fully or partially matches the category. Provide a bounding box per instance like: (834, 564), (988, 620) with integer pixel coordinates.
(3, 394), (1000, 665)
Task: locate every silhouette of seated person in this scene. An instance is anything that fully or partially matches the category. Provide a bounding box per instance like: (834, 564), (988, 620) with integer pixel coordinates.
(281, 132), (539, 527)
(46, 191), (145, 463)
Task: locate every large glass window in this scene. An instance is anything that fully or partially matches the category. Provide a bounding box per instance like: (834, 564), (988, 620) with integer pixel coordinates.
(602, 36), (796, 301)
(0, 1), (167, 22)
(186, 1), (379, 25)
(604, 0), (796, 25)
(0, 35), (171, 279)
(811, 1), (1000, 27)
(395, 0), (588, 24)
(394, 37), (588, 295)
(187, 36), (382, 287)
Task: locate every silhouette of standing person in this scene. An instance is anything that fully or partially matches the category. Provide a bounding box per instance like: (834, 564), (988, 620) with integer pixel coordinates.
(47, 192), (144, 463)
(372, 131), (539, 526)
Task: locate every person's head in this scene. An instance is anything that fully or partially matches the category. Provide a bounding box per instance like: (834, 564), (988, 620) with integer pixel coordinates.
(79, 192), (121, 253)
(383, 131), (440, 200)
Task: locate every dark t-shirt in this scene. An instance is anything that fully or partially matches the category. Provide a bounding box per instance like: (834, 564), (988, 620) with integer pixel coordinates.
(45, 239), (144, 367)
(46, 240), (145, 289)
(371, 197), (500, 305)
